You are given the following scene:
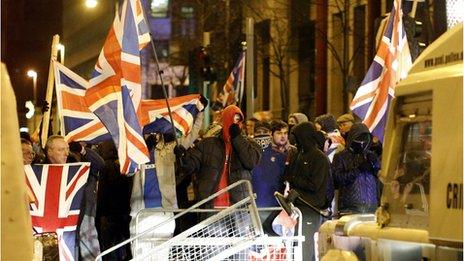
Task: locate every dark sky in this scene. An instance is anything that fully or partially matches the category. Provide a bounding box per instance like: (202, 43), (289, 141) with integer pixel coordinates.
(2, 0), (62, 126)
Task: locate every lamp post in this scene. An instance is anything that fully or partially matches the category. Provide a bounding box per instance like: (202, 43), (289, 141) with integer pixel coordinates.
(27, 70), (38, 105)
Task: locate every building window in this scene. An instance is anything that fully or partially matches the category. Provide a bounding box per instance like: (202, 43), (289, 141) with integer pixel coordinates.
(150, 0), (169, 18)
(181, 6), (194, 19)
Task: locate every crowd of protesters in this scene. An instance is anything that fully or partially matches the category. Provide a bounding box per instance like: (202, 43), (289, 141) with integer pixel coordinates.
(21, 104), (382, 261)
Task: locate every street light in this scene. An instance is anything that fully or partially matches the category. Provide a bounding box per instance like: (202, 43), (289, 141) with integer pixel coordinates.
(57, 43), (65, 64)
(27, 69), (38, 105)
(85, 0), (98, 8)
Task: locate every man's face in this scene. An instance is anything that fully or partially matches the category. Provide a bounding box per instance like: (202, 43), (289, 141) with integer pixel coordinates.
(22, 143), (35, 165)
(315, 123), (322, 131)
(338, 121), (353, 134)
(272, 127), (289, 147)
(245, 120), (255, 136)
(47, 138), (69, 164)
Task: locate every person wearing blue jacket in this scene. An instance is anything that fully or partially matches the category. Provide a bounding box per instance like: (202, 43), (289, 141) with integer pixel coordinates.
(332, 122), (381, 214)
(252, 120), (297, 231)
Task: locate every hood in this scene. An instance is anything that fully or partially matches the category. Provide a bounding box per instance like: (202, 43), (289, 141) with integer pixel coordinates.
(289, 113), (308, 124)
(221, 105), (244, 142)
(346, 123), (372, 154)
(290, 122), (322, 152)
(345, 123), (371, 146)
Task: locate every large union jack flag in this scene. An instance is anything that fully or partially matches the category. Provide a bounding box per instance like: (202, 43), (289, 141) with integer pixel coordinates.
(221, 51), (245, 107)
(86, 0), (151, 174)
(25, 163), (90, 261)
(350, 0), (412, 142)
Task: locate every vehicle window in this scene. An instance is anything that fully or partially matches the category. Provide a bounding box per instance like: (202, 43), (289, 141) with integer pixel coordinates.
(389, 120), (431, 216)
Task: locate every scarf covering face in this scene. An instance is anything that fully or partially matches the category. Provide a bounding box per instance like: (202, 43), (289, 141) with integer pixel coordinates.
(254, 135), (272, 150)
(214, 105), (244, 207)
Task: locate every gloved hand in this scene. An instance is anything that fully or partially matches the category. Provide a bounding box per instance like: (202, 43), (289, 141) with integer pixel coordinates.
(174, 145), (187, 159)
(229, 123), (241, 139)
(358, 159), (374, 172)
(42, 101), (50, 113)
(163, 132), (176, 143)
(199, 95), (208, 111)
(69, 142), (83, 154)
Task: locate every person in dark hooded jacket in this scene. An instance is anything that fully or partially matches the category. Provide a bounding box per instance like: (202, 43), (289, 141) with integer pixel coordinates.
(332, 122), (380, 214)
(175, 105), (262, 208)
(284, 121), (330, 261)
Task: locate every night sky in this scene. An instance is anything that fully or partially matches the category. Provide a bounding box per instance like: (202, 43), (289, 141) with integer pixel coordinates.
(2, 0), (62, 127)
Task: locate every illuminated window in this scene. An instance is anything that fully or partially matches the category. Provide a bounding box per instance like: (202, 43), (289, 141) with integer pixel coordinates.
(181, 6), (194, 19)
(150, 0), (169, 18)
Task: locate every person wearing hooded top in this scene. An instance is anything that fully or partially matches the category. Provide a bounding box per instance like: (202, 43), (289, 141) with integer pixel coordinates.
(332, 122), (381, 215)
(174, 105), (262, 209)
(287, 112), (308, 131)
(284, 122), (330, 261)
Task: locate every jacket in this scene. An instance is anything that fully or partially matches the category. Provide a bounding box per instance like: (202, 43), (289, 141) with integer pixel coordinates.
(286, 122), (331, 209)
(181, 132), (261, 206)
(252, 144), (296, 207)
(332, 123), (380, 212)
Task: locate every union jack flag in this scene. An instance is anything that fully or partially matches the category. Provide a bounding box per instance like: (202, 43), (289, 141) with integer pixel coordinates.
(25, 163), (90, 261)
(350, 0), (412, 142)
(87, 0), (151, 174)
(54, 61), (111, 143)
(139, 94), (205, 136)
(221, 51), (245, 107)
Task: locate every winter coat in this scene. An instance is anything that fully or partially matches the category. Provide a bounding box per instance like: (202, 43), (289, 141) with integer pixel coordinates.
(252, 144), (296, 207)
(181, 132), (261, 206)
(286, 122), (331, 209)
(332, 123), (380, 213)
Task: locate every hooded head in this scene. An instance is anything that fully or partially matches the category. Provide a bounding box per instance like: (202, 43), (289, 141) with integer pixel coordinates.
(288, 113), (308, 129)
(290, 122), (325, 152)
(221, 105), (244, 142)
(346, 122), (372, 154)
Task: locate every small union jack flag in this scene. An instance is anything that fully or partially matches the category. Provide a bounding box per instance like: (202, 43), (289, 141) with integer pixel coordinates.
(25, 163), (90, 261)
(350, 0), (412, 141)
(139, 94), (205, 136)
(222, 51), (245, 107)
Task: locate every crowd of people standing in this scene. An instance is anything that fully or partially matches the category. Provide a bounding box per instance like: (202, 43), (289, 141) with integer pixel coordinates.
(21, 104), (382, 261)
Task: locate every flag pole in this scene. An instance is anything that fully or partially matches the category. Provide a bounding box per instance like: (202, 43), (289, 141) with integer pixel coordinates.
(140, 5), (179, 146)
(41, 35), (60, 148)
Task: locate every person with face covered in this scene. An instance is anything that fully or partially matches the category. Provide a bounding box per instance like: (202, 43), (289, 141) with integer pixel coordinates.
(283, 121), (331, 261)
(332, 122), (381, 215)
(252, 121), (272, 150)
(174, 105), (261, 208)
(251, 120), (297, 231)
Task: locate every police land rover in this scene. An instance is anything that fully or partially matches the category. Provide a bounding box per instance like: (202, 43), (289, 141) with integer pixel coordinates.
(317, 24), (463, 260)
